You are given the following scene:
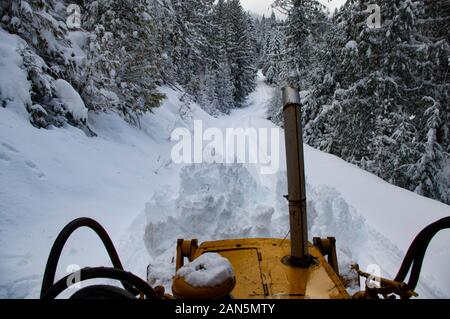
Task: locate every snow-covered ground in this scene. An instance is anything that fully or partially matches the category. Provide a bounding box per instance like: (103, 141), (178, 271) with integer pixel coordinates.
(1, 71), (449, 299)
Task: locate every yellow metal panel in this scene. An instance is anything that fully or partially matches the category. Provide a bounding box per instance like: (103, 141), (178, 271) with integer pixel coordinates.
(195, 238), (350, 299)
(213, 249), (265, 299)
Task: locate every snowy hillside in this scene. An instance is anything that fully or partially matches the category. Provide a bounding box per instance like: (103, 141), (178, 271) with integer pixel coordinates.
(1, 71), (449, 299)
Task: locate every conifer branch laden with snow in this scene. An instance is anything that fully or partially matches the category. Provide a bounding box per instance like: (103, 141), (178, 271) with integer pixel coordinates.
(261, 0), (450, 204)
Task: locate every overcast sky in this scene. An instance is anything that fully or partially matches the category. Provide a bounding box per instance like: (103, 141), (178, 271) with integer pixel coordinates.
(240, 0), (347, 17)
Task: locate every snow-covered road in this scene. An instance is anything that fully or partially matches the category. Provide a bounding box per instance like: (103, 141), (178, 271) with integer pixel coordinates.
(1, 71), (449, 298)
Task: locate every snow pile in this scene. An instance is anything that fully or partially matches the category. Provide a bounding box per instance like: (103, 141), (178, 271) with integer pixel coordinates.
(53, 79), (88, 122)
(275, 173), (368, 258)
(0, 29), (31, 111)
(176, 253), (234, 288)
(141, 162), (368, 293)
(142, 163), (275, 280)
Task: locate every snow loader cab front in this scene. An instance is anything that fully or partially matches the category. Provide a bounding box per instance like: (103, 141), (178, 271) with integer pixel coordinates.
(39, 86), (450, 300)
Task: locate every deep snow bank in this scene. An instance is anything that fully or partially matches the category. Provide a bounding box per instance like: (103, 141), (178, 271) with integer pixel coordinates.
(0, 85), (209, 298)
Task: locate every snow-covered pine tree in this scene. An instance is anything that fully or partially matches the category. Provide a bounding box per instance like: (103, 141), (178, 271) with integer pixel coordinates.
(147, 0), (179, 85)
(213, 60), (236, 114)
(413, 99), (449, 202)
(207, 0), (237, 114)
(329, 0), (389, 164)
(1, 0), (89, 129)
(170, 0), (214, 96)
(274, 0), (327, 88)
(254, 14), (266, 68)
(266, 0), (449, 204)
(194, 0), (257, 113)
(370, 0), (449, 203)
(411, 0), (450, 203)
(317, 0), (449, 203)
(83, 0), (164, 125)
(301, 10), (346, 152)
(263, 16), (284, 85)
(265, 0), (333, 135)
(258, 12), (277, 75)
(223, 0), (257, 107)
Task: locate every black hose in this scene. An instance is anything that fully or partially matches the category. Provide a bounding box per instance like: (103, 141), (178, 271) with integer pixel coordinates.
(40, 217), (140, 298)
(41, 267), (158, 299)
(394, 216), (450, 290)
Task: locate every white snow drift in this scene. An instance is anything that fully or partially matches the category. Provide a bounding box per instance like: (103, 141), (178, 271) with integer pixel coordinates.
(53, 79), (88, 122)
(176, 253), (235, 288)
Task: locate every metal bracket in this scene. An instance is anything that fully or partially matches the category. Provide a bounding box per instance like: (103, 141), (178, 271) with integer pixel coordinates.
(176, 239), (199, 271)
(351, 264), (418, 299)
(313, 237), (340, 276)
